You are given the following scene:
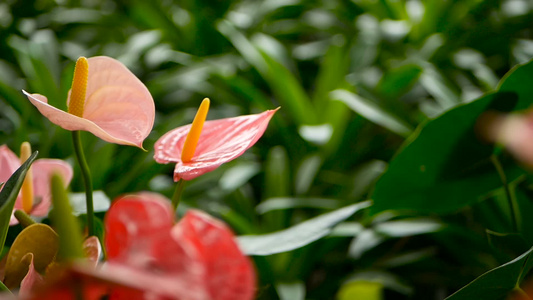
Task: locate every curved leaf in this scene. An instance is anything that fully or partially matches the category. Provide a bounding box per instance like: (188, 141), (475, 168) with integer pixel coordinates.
(446, 246), (533, 299)
(370, 92), (522, 214)
(238, 201), (371, 256)
(0, 151), (38, 251)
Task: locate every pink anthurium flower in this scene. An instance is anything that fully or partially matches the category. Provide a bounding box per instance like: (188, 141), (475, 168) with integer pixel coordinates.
(154, 98), (278, 181)
(481, 111), (533, 167)
(23, 56), (155, 149)
(0, 144), (72, 225)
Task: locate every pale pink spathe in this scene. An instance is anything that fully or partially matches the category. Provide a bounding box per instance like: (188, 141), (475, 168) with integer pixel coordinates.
(23, 56), (155, 149)
(487, 113), (533, 167)
(0, 145), (73, 225)
(154, 108), (278, 181)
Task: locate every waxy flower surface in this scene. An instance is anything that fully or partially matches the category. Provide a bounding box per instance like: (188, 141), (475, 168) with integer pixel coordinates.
(154, 99), (278, 181)
(0, 145), (72, 225)
(23, 56), (155, 148)
(101, 192), (256, 300)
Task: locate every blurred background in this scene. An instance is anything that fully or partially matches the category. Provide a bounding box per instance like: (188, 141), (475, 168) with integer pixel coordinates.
(1, 0), (533, 299)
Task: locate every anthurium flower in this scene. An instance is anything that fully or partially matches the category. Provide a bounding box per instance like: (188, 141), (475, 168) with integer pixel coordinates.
(105, 192), (256, 300)
(154, 98), (278, 181)
(480, 111), (533, 167)
(0, 145), (72, 225)
(23, 56), (155, 148)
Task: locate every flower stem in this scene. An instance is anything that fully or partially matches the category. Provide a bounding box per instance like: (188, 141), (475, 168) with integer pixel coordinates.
(171, 180), (186, 212)
(72, 131), (94, 236)
(491, 154), (519, 232)
(14, 210), (36, 228)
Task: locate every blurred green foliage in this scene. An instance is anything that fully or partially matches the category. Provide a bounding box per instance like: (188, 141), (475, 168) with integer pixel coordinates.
(1, 0), (533, 299)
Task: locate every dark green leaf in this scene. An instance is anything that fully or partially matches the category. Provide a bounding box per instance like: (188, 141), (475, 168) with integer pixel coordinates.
(446, 246), (533, 299)
(370, 91), (523, 214)
(0, 151), (38, 251)
(498, 59), (533, 111)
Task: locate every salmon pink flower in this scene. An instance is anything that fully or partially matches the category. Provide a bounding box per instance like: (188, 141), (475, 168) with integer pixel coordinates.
(0, 144), (72, 225)
(154, 98), (278, 181)
(101, 192), (256, 300)
(23, 56), (155, 149)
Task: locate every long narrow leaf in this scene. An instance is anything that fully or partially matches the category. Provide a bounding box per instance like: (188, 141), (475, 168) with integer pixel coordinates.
(237, 201), (371, 255)
(331, 89), (413, 136)
(0, 151), (38, 251)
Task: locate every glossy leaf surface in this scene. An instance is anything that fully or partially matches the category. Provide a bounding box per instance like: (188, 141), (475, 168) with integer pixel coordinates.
(238, 201), (371, 256)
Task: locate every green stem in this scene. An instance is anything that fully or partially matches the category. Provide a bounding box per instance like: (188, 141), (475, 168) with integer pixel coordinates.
(171, 180), (186, 212)
(72, 131), (94, 236)
(14, 210), (36, 228)
(491, 154), (519, 232)
(0, 280), (12, 295)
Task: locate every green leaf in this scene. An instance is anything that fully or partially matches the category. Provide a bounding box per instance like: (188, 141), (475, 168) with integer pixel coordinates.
(377, 64), (422, 99)
(217, 20), (317, 125)
(331, 89), (413, 137)
(49, 174), (85, 261)
(237, 201), (371, 256)
(498, 59), (533, 111)
(0, 151), (38, 252)
(337, 271), (412, 300)
(276, 281), (306, 300)
(370, 91), (523, 215)
(256, 197), (341, 214)
(68, 190), (110, 216)
(445, 246), (533, 299)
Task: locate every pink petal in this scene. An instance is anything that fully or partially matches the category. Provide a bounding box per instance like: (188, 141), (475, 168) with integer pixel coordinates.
(0, 146), (23, 225)
(0, 145), (20, 184)
(486, 113), (533, 166)
(104, 192), (174, 260)
(154, 108), (278, 181)
(23, 56), (155, 149)
(83, 236), (102, 268)
(19, 253), (44, 299)
(9, 159), (72, 225)
(106, 233), (208, 300)
(0, 146), (72, 225)
(23, 265), (112, 300)
(27, 159), (73, 216)
(173, 210), (256, 300)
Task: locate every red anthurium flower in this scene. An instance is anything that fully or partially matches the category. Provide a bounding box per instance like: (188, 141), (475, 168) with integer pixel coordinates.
(103, 192), (256, 300)
(23, 56), (155, 149)
(19, 194), (256, 300)
(154, 98), (278, 181)
(0, 144), (72, 225)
